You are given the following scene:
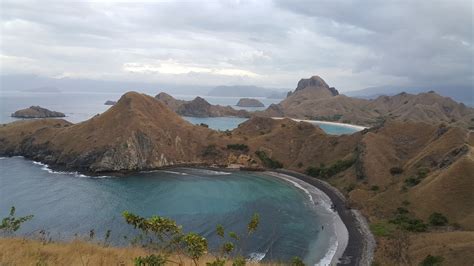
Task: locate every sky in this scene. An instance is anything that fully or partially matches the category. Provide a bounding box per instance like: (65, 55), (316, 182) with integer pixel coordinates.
(0, 0), (472, 91)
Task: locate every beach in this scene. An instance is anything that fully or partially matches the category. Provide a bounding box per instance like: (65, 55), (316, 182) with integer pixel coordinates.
(267, 170), (375, 266)
(271, 117), (368, 131)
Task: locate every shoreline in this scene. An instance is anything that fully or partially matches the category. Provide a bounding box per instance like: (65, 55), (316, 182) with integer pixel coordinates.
(268, 169), (375, 266)
(271, 117), (368, 131)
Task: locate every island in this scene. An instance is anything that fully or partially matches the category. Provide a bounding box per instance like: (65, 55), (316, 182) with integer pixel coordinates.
(104, 100), (117, 105)
(236, 98), (265, 107)
(11, 106), (65, 118)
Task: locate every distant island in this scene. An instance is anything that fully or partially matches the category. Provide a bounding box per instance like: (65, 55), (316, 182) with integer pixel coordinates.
(236, 98), (264, 107)
(11, 106), (65, 118)
(104, 100), (117, 105)
(207, 85), (287, 98)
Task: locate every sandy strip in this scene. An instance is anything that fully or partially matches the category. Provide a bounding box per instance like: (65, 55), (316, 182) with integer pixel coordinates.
(265, 171), (349, 266)
(271, 117), (368, 131)
(266, 170), (375, 266)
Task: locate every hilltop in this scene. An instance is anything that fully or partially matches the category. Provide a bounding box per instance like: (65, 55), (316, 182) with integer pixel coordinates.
(155, 92), (250, 118)
(11, 106), (65, 118)
(258, 76), (474, 129)
(0, 91), (473, 264)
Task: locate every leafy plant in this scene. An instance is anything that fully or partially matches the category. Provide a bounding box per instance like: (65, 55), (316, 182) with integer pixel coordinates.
(134, 254), (167, 266)
(291, 256), (305, 266)
(227, 144), (249, 152)
(389, 208), (427, 232)
(255, 150), (283, 169)
(429, 212), (448, 226)
(306, 158), (355, 178)
(0, 206), (34, 235)
(419, 254), (444, 266)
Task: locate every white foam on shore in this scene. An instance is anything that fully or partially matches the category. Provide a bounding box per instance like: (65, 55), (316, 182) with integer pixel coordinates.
(160, 170), (189, 176)
(266, 172), (349, 266)
(247, 252), (266, 262)
(272, 117), (367, 131)
(31, 160), (112, 179)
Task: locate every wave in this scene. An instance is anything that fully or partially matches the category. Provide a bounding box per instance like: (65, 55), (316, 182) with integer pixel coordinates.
(316, 236), (338, 266)
(160, 170), (189, 176)
(31, 161), (112, 179)
(188, 169), (232, 175)
(247, 252), (266, 262)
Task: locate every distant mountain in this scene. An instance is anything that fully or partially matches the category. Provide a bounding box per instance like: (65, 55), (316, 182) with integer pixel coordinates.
(346, 85), (474, 107)
(258, 75), (474, 129)
(207, 85), (287, 98)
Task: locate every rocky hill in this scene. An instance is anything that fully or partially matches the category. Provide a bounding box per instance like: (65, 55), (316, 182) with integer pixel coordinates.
(259, 76), (474, 129)
(236, 98), (264, 107)
(0, 91), (472, 264)
(11, 106), (65, 118)
(155, 92), (250, 118)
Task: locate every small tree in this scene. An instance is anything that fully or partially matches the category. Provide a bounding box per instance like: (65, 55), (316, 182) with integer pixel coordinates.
(0, 206), (34, 236)
(419, 254), (444, 266)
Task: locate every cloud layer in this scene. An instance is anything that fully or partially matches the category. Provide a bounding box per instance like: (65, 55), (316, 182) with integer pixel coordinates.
(1, 0), (472, 91)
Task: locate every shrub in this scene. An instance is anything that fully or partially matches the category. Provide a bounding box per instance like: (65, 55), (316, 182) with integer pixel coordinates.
(429, 212), (448, 226)
(419, 255), (444, 266)
(404, 177), (420, 187)
(389, 208), (427, 232)
(370, 222), (396, 237)
(0, 206), (34, 236)
(390, 167), (404, 175)
(199, 123), (209, 128)
(255, 150), (283, 169)
(370, 185), (380, 191)
(306, 158), (355, 178)
(291, 257), (305, 266)
(226, 144), (249, 151)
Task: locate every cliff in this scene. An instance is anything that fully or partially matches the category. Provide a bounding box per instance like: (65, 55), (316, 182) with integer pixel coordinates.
(11, 106), (65, 118)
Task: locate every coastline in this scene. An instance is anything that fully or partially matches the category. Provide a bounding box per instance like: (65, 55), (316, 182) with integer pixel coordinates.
(267, 169), (375, 266)
(271, 117), (368, 131)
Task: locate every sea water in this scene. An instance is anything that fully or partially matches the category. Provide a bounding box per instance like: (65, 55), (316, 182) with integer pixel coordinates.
(0, 157), (333, 264)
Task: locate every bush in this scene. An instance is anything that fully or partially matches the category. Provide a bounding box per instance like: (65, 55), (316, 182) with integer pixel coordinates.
(255, 150), (283, 169)
(390, 167), (404, 175)
(389, 208), (427, 232)
(419, 255), (444, 266)
(306, 158), (355, 178)
(1, 206), (34, 236)
(370, 185), (380, 191)
(370, 222), (396, 237)
(226, 144), (249, 151)
(429, 212), (448, 226)
(404, 177), (420, 187)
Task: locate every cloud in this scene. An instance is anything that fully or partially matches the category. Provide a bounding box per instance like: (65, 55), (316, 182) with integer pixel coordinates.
(0, 0), (472, 91)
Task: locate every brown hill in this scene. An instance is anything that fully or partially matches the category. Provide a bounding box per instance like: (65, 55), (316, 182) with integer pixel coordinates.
(155, 92), (249, 118)
(0, 91), (473, 264)
(259, 76), (474, 129)
(236, 98), (264, 107)
(11, 106), (65, 118)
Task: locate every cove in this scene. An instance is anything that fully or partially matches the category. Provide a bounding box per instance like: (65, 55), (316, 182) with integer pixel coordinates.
(0, 157), (343, 265)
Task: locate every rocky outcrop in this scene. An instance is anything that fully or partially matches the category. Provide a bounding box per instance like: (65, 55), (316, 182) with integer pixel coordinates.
(258, 75), (474, 128)
(104, 100), (117, 105)
(11, 106), (65, 118)
(155, 92), (250, 118)
(236, 98), (265, 107)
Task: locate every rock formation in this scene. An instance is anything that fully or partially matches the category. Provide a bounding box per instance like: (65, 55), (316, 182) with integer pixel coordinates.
(258, 76), (474, 129)
(155, 92), (250, 118)
(11, 106), (65, 118)
(236, 98), (265, 107)
(104, 100), (117, 105)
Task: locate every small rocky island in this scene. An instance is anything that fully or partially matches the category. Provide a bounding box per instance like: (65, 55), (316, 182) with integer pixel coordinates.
(236, 98), (265, 107)
(104, 100), (117, 105)
(11, 106), (65, 118)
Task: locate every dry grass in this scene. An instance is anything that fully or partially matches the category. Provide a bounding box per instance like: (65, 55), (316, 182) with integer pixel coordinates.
(0, 238), (267, 266)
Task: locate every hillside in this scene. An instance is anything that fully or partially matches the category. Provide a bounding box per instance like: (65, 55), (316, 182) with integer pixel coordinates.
(258, 76), (474, 129)
(155, 92), (250, 118)
(0, 91), (473, 264)
(11, 106), (65, 118)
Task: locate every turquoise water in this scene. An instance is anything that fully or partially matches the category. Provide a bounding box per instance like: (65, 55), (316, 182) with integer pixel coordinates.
(0, 157), (328, 264)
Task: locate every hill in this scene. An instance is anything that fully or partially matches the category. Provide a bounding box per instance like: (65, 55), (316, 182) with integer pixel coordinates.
(155, 92), (250, 118)
(258, 76), (474, 129)
(11, 106), (65, 118)
(0, 91), (472, 264)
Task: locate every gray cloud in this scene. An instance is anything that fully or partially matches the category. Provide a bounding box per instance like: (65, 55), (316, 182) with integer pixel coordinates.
(0, 0), (472, 91)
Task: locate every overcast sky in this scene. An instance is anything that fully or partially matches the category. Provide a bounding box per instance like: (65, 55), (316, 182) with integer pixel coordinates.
(0, 0), (472, 91)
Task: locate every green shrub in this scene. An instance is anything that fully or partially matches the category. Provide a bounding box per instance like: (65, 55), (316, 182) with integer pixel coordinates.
(389, 208), (427, 232)
(370, 185), (380, 191)
(419, 255), (444, 266)
(390, 167), (404, 175)
(0, 206), (34, 236)
(291, 257), (305, 266)
(134, 254), (167, 266)
(429, 212), (448, 226)
(404, 177), (420, 187)
(255, 150), (283, 169)
(370, 222), (396, 237)
(226, 144), (249, 151)
(306, 158), (355, 178)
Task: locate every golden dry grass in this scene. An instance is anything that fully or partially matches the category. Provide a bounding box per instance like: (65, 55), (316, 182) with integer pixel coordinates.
(0, 238), (268, 266)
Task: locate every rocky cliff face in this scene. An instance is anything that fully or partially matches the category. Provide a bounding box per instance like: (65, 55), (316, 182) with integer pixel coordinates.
(236, 98), (264, 107)
(11, 106), (65, 118)
(156, 92), (250, 118)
